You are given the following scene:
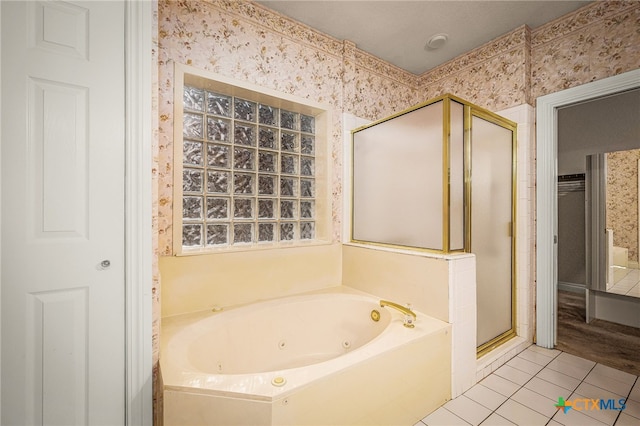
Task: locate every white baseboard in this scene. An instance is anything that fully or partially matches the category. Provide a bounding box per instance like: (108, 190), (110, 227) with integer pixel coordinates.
(558, 281), (586, 294)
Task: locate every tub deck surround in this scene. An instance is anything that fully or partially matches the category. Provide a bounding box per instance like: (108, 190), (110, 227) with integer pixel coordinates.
(341, 243), (453, 323)
(341, 244), (482, 398)
(161, 288), (451, 425)
(159, 243), (342, 317)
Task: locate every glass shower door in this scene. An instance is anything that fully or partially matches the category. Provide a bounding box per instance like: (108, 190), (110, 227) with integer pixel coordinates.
(350, 95), (517, 354)
(471, 115), (516, 351)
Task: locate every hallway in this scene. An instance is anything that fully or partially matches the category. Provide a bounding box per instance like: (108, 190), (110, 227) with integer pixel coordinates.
(556, 290), (640, 376)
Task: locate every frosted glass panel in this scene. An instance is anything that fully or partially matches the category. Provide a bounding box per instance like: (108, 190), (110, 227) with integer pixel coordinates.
(450, 101), (465, 250)
(472, 116), (513, 347)
(353, 102), (443, 249)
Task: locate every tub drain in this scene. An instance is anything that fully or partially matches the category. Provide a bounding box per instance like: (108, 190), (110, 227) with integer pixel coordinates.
(370, 310), (381, 322)
(272, 376), (286, 387)
(342, 340), (351, 349)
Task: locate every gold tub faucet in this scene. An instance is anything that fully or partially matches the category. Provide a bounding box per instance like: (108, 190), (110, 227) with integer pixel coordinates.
(380, 300), (416, 328)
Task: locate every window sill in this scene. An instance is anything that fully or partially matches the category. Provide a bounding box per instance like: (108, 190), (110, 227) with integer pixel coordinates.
(175, 238), (334, 257)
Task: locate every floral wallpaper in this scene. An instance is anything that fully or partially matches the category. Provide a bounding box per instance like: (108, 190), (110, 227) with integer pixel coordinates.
(343, 40), (419, 120)
(158, 0), (419, 254)
(606, 149), (640, 263)
(151, 1), (163, 423)
(418, 26), (531, 111)
(158, 0), (640, 254)
(418, 1), (640, 110)
(530, 1), (640, 100)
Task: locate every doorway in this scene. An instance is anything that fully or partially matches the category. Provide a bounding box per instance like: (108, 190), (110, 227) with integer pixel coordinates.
(536, 69), (640, 348)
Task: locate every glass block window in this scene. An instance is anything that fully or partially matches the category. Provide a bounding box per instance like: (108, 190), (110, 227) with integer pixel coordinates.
(181, 85), (317, 249)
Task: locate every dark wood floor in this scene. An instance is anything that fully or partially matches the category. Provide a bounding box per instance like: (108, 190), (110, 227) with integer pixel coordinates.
(556, 290), (640, 376)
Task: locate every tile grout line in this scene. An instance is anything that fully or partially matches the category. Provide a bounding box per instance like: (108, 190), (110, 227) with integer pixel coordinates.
(478, 349), (622, 425)
(613, 376), (639, 425)
(431, 346), (543, 426)
(475, 348), (562, 425)
(423, 348), (639, 426)
(572, 362), (640, 425)
(609, 265), (640, 296)
(564, 362), (606, 425)
(500, 350), (562, 423)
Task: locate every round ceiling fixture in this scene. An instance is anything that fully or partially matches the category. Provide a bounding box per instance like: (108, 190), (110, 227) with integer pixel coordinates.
(425, 33), (449, 50)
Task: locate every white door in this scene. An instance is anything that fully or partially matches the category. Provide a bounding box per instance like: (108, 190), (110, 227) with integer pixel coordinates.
(1, 1), (125, 424)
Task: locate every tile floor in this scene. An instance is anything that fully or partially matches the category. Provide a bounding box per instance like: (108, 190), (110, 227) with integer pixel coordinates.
(418, 345), (640, 425)
(609, 266), (640, 298)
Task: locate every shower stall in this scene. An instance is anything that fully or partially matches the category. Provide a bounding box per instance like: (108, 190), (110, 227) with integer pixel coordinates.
(351, 94), (517, 354)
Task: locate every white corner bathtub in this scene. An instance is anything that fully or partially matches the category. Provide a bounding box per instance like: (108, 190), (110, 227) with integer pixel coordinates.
(161, 288), (452, 425)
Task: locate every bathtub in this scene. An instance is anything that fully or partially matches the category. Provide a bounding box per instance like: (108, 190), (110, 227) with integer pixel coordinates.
(161, 288), (451, 425)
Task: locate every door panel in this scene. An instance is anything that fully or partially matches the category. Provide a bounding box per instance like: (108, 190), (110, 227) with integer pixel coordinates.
(2, 1), (125, 424)
(29, 77), (89, 239)
(472, 115), (515, 348)
(28, 288), (89, 424)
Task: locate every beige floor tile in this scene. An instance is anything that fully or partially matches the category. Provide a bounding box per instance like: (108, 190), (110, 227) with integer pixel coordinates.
(575, 381), (630, 402)
(626, 285), (640, 297)
(610, 281), (636, 291)
(547, 358), (593, 381)
(510, 387), (558, 417)
(526, 345), (561, 358)
(464, 384), (509, 411)
(615, 412), (640, 425)
(518, 348), (556, 366)
(623, 398), (640, 420)
(507, 356), (544, 375)
(478, 412), (515, 425)
(479, 374), (521, 398)
(444, 395), (492, 426)
(617, 278), (640, 288)
(536, 367), (581, 391)
(418, 351), (637, 426)
(569, 387), (624, 425)
(494, 364), (533, 386)
(552, 406), (608, 425)
(495, 399), (549, 426)
(525, 377), (572, 400)
(557, 352), (597, 370)
(569, 398), (620, 425)
(629, 382), (640, 403)
(591, 364), (637, 386)
(609, 287), (630, 295)
(584, 371), (634, 397)
(422, 406), (471, 426)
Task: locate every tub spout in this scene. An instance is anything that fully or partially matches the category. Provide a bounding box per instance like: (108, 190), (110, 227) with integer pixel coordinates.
(380, 300), (416, 328)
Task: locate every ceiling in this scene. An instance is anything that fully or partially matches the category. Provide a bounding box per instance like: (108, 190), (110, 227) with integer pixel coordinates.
(257, 1), (591, 75)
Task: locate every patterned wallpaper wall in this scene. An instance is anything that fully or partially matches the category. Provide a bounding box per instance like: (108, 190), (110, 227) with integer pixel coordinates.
(151, 2), (161, 422)
(419, 1), (640, 111)
(158, 0), (639, 254)
(418, 26), (531, 111)
(157, 0), (419, 255)
(606, 149), (640, 263)
(530, 1), (640, 100)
